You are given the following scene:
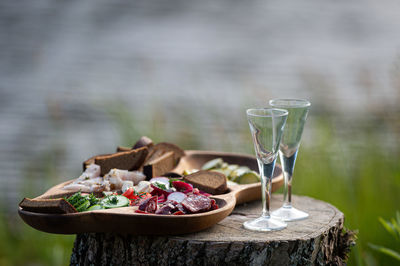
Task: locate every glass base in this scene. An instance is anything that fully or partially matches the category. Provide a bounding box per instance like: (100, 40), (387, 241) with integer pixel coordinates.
(243, 216), (287, 232)
(271, 206), (309, 222)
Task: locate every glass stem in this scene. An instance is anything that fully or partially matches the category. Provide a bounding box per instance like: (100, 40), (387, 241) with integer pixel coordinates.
(280, 148), (298, 208)
(283, 172), (293, 208)
(259, 160), (275, 218)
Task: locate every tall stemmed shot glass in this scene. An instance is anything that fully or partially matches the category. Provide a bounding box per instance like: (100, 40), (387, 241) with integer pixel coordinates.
(244, 108), (288, 231)
(270, 99), (311, 221)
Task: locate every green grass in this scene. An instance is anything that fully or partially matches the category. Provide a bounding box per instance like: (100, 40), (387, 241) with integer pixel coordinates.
(0, 142), (75, 266)
(0, 214), (74, 266)
(3, 104), (399, 265)
(293, 118), (400, 265)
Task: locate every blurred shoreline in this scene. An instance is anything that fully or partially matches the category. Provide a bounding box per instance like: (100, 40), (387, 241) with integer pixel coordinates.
(1, 2), (400, 264)
(1, 0), (400, 204)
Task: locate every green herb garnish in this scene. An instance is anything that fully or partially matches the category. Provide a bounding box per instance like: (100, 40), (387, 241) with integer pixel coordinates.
(106, 196), (119, 204)
(88, 193), (99, 205)
(154, 182), (167, 190)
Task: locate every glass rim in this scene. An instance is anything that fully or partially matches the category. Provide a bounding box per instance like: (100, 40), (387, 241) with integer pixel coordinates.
(269, 98), (311, 108)
(246, 108), (288, 118)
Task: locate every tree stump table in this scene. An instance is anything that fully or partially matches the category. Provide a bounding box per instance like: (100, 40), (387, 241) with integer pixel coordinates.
(70, 195), (354, 265)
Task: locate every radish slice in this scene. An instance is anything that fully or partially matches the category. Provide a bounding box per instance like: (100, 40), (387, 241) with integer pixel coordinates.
(167, 192), (187, 203)
(172, 181), (193, 192)
(150, 177), (170, 189)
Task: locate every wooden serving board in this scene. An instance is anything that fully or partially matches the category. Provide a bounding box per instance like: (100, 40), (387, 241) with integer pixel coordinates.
(18, 150), (283, 235)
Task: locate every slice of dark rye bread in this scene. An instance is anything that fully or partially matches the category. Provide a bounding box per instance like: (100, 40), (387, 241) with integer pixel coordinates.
(19, 198), (77, 214)
(143, 151), (175, 178)
(183, 170), (228, 195)
(83, 139), (183, 175)
(145, 142), (185, 166)
(94, 146), (149, 176)
(83, 153), (106, 170)
(84, 136), (153, 168)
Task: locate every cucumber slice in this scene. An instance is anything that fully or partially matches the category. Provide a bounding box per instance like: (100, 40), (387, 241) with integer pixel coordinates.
(236, 171), (260, 184)
(218, 164), (239, 178)
(76, 200), (90, 212)
(201, 158), (223, 170)
(226, 164), (239, 172)
(229, 166), (251, 181)
(101, 195), (130, 209)
(87, 205), (104, 211)
(221, 162), (229, 169)
(66, 192), (82, 206)
(73, 197), (88, 208)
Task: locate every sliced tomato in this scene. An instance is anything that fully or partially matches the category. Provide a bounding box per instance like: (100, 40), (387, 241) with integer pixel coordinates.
(140, 193), (152, 200)
(128, 192), (152, 206)
(122, 187), (134, 199)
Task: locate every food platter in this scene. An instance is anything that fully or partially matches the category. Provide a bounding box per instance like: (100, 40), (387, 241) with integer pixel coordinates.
(18, 150), (283, 235)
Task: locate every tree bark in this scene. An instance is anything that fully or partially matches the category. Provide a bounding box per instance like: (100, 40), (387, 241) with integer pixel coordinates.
(70, 195), (355, 266)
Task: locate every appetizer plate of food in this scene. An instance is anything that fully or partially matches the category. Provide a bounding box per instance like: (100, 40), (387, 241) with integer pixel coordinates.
(18, 137), (283, 235)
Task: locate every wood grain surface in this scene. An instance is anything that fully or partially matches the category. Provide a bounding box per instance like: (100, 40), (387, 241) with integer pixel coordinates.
(71, 194), (352, 265)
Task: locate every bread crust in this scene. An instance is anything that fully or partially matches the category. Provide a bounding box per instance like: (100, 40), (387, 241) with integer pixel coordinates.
(94, 146), (149, 176)
(143, 151), (175, 178)
(19, 198), (77, 214)
(183, 170), (228, 195)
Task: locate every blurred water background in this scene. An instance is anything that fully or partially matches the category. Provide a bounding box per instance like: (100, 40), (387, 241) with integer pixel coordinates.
(1, 0), (400, 265)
